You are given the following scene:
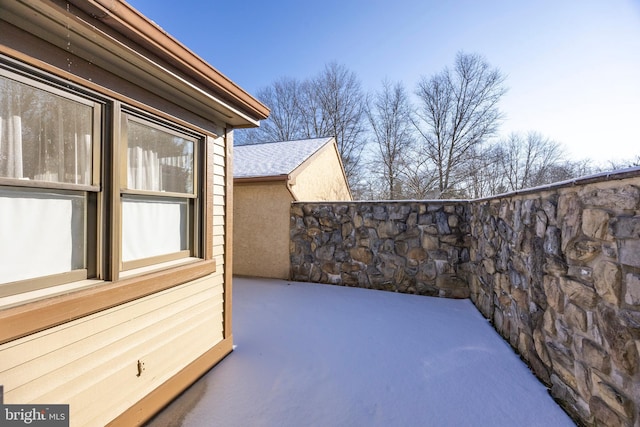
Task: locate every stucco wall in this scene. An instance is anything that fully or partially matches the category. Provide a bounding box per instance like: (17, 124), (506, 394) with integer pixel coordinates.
(233, 182), (294, 279)
(290, 143), (351, 201)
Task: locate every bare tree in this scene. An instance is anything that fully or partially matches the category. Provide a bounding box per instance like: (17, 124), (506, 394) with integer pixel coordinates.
(302, 62), (366, 184)
(257, 77), (304, 142)
(500, 131), (567, 191)
(235, 77), (303, 145)
(462, 143), (508, 198)
(460, 132), (598, 197)
(607, 156), (640, 170)
(400, 152), (440, 198)
(413, 52), (507, 198)
(235, 63), (366, 187)
(543, 158), (594, 183)
(365, 80), (414, 199)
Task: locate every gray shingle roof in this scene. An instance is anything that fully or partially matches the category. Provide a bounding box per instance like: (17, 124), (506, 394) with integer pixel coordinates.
(233, 137), (334, 178)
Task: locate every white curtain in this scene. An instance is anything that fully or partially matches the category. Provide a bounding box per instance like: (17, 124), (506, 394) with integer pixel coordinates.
(0, 188), (78, 284)
(128, 147), (161, 191)
(85, 134), (91, 182)
(0, 115), (23, 179)
(128, 147), (192, 193)
(121, 197), (187, 262)
(74, 133), (92, 185)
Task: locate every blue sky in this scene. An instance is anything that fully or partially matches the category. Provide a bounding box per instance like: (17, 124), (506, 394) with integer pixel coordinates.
(128, 0), (640, 164)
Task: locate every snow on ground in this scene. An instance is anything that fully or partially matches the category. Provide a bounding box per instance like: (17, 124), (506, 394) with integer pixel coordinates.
(147, 277), (575, 427)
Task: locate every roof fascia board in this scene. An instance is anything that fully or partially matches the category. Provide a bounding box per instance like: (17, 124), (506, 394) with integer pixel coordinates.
(234, 175), (290, 184)
(234, 174), (297, 200)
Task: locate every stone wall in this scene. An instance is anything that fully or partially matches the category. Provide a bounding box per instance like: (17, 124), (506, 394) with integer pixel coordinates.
(290, 201), (471, 298)
(289, 168), (640, 427)
(468, 172), (640, 427)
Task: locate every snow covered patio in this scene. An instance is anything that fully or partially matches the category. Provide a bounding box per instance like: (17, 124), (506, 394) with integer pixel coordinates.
(147, 277), (575, 426)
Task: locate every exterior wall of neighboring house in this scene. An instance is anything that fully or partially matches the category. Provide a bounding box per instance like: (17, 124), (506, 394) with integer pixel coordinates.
(233, 139), (351, 280)
(0, 1), (267, 426)
(290, 141), (352, 201)
(233, 181), (294, 279)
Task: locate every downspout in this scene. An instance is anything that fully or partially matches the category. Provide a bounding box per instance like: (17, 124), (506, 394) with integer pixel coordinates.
(286, 174), (297, 201)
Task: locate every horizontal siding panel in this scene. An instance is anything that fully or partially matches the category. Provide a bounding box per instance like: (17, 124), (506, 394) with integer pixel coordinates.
(79, 306), (224, 426)
(0, 276), (220, 370)
(214, 263), (225, 278)
(213, 153), (225, 167)
(213, 164), (225, 177)
(213, 173), (225, 186)
(214, 184), (225, 197)
(213, 234), (225, 247)
(215, 260), (225, 276)
(86, 319), (222, 426)
(213, 142), (225, 157)
(212, 204), (225, 217)
(213, 217), (225, 229)
(213, 225), (225, 237)
(4, 284), (222, 400)
(1, 284), (223, 394)
(0, 275), (225, 427)
(22, 297), (221, 404)
(213, 245), (224, 260)
(213, 195), (225, 207)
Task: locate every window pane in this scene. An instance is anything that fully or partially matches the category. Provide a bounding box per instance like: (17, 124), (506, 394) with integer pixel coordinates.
(127, 120), (194, 194)
(0, 75), (93, 185)
(121, 196), (188, 262)
(0, 187), (86, 284)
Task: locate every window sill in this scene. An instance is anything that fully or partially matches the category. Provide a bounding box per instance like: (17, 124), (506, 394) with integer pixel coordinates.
(0, 258), (215, 345)
(119, 256), (201, 279)
(0, 278), (104, 311)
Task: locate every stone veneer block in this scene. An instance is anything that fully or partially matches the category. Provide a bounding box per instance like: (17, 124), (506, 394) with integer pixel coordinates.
(590, 371), (633, 419)
(619, 239), (640, 268)
(565, 303), (587, 332)
(562, 278), (598, 309)
(581, 208), (612, 240)
(611, 215), (640, 239)
(581, 185), (640, 211)
(593, 261), (622, 305)
(590, 396), (624, 427)
(580, 339), (611, 374)
(624, 273), (640, 306)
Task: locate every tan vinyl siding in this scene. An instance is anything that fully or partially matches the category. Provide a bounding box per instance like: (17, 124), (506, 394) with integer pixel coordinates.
(213, 138), (227, 264)
(0, 274), (224, 426)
